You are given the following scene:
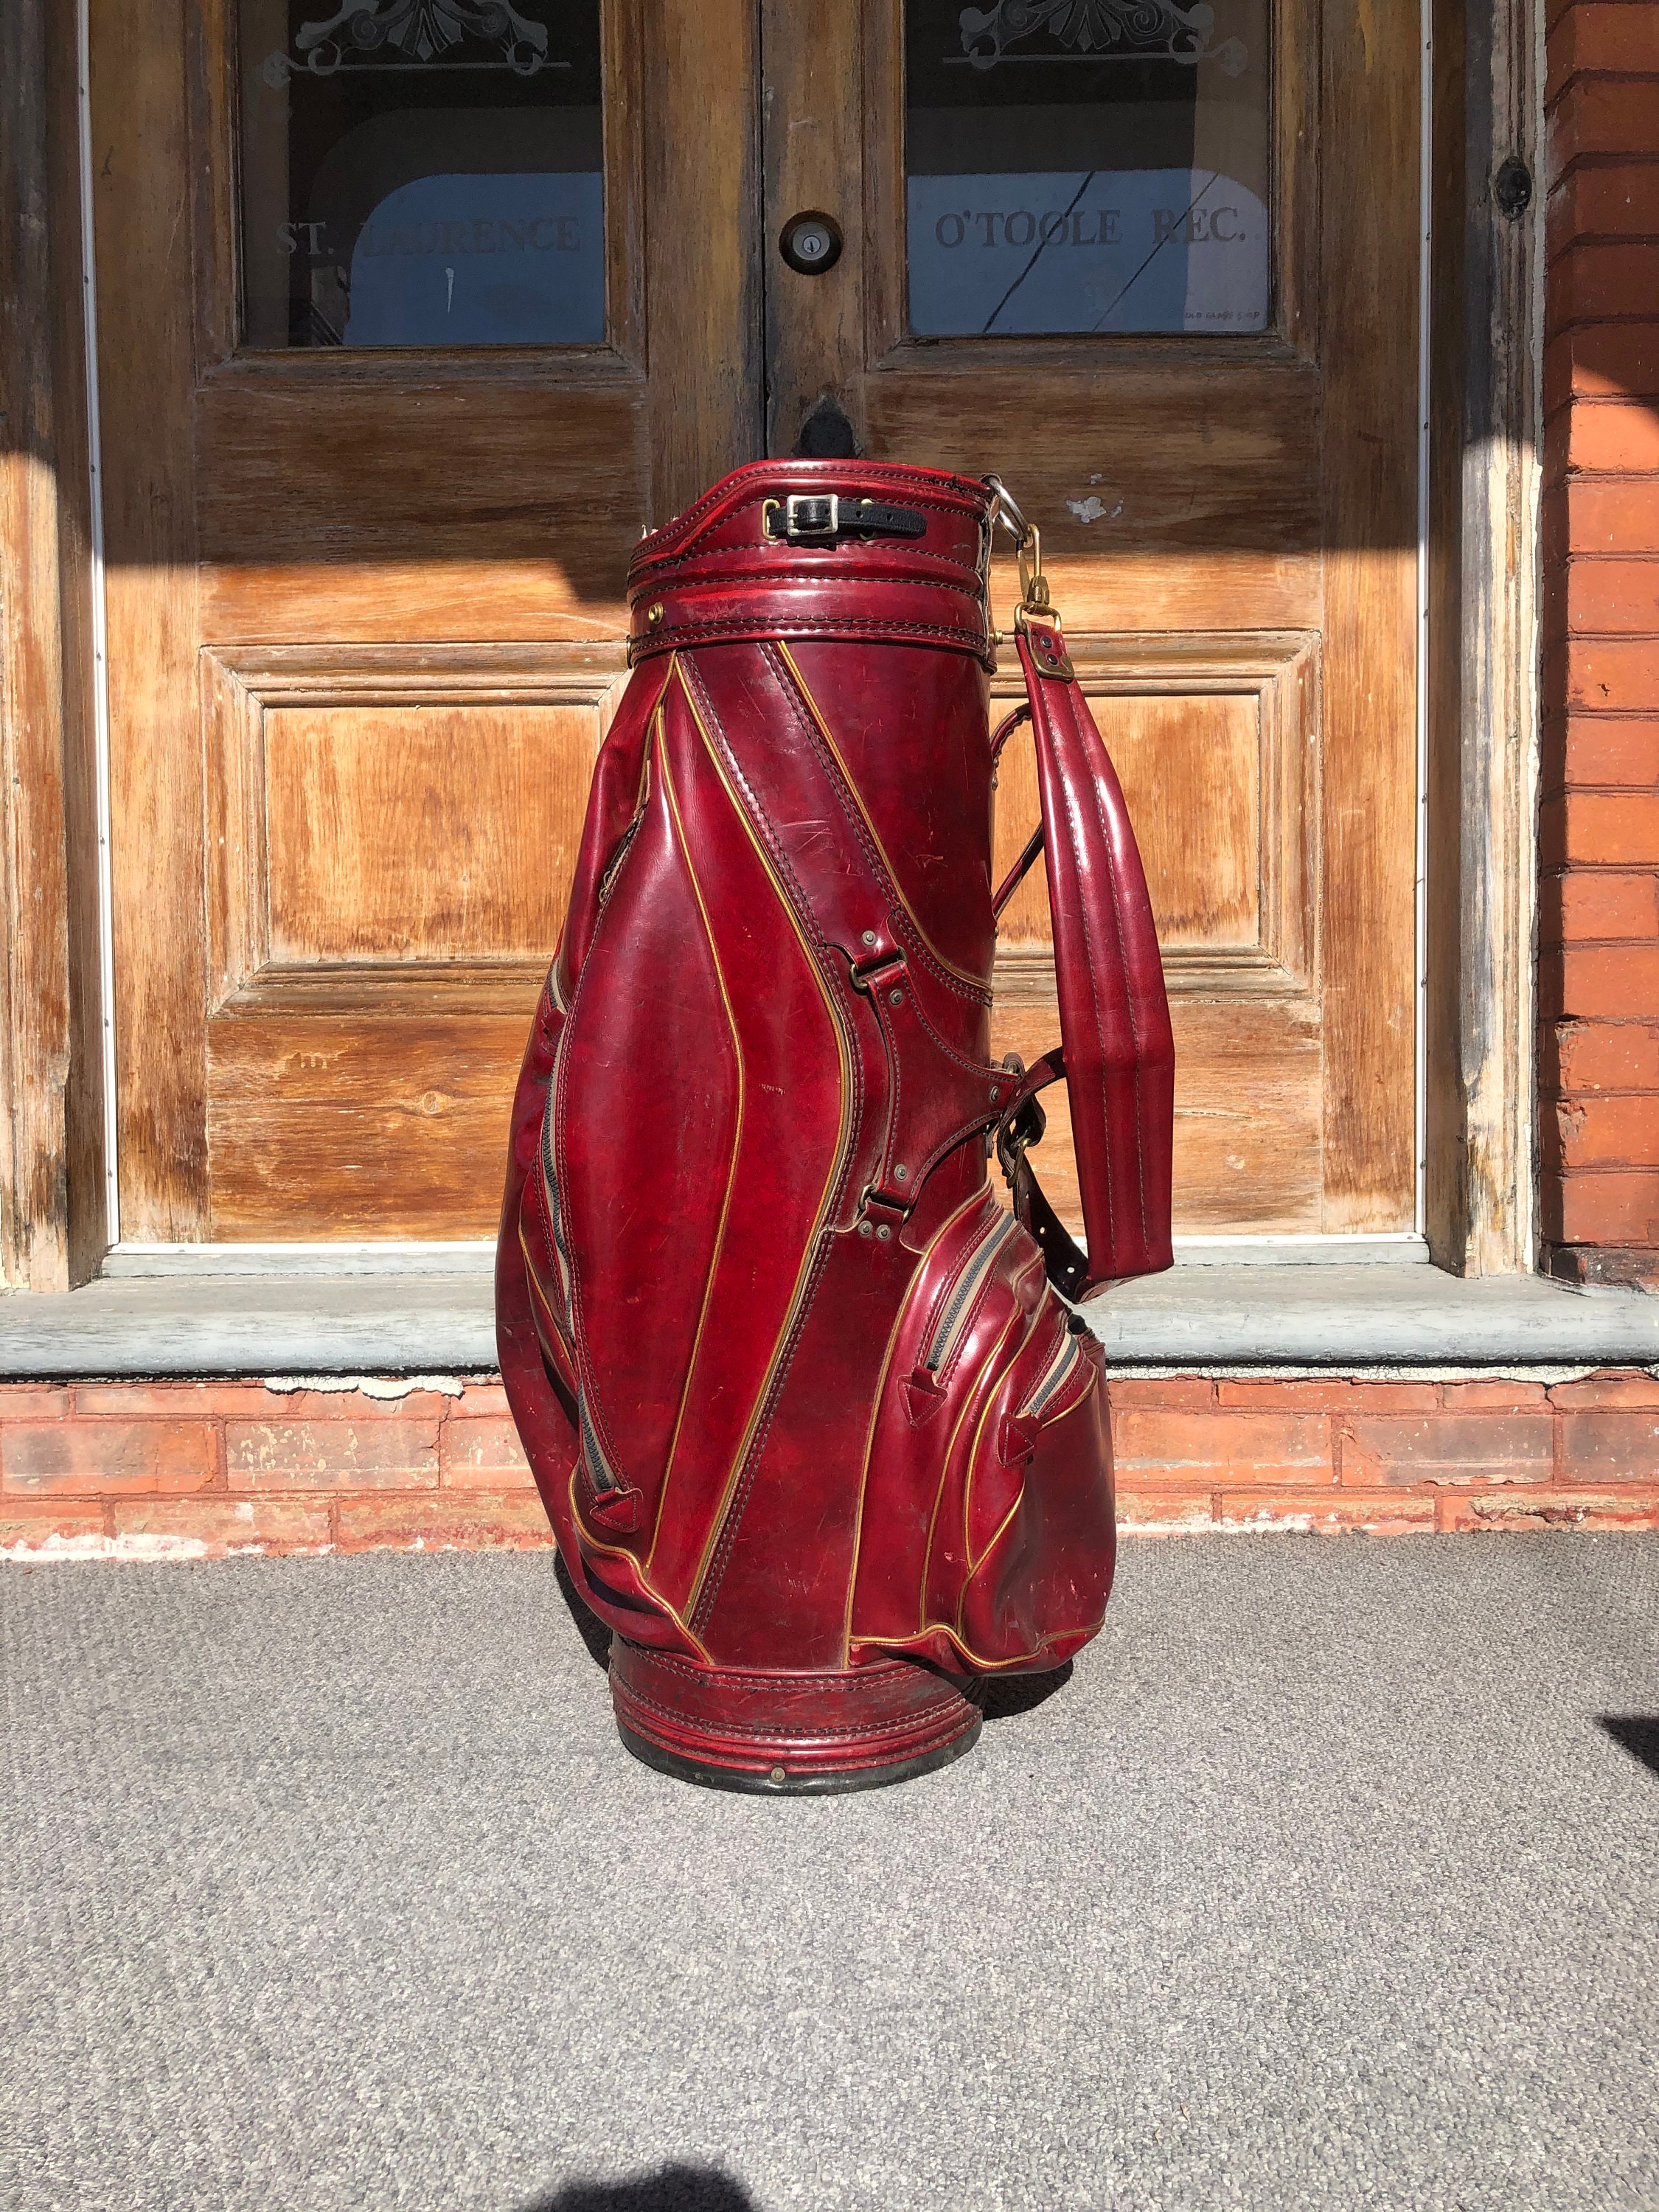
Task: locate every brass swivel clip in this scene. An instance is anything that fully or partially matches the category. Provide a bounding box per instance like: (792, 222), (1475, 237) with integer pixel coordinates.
(984, 474), (1059, 634)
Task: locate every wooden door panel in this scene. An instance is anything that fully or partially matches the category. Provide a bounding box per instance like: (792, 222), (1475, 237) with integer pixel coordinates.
(94, 0), (759, 1245)
(207, 1006), (535, 1237)
(990, 998), (1324, 1235)
(765, 0), (1420, 1240)
(989, 635), (1320, 1229)
(201, 642), (622, 1235)
(261, 703), (590, 964)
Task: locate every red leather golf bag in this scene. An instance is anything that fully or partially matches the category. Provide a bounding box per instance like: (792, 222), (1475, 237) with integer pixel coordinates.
(497, 461), (1174, 1792)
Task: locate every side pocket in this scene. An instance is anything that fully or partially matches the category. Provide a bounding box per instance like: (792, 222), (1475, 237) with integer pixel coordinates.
(954, 1316), (1114, 1669)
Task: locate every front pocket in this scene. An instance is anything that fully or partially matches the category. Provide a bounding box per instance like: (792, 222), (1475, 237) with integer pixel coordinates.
(954, 1321), (1113, 1669)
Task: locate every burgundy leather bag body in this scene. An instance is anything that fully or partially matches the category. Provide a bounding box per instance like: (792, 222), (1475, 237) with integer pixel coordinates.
(497, 461), (1174, 1793)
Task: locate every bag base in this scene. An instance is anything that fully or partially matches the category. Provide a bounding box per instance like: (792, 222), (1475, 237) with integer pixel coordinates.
(609, 1640), (982, 1795)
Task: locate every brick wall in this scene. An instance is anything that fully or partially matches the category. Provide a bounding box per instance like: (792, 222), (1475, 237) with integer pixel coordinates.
(1541, 0), (1659, 1286)
(4, 1374), (1655, 1559)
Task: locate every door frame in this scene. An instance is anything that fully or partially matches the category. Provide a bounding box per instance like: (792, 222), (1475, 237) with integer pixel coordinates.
(1, 0), (1543, 1286)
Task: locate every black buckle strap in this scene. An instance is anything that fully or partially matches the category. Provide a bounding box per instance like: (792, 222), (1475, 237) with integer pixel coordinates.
(765, 494), (927, 544)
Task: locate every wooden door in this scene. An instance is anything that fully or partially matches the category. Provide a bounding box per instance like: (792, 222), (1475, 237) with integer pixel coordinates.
(93, 0), (1419, 1251)
(91, 0), (760, 1243)
(764, 0), (1421, 1238)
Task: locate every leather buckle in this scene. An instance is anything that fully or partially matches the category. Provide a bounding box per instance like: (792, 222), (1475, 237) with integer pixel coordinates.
(784, 493), (838, 540)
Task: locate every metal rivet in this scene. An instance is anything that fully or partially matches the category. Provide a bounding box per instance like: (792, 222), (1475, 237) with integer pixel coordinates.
(646, 602), (664, 625)
(858, 1220), (873, 1237)
(894, 1164), (908, 1182)
(989, 1085), (1001, 1102)
(877, 1224), (892, 1241)
(888, 988), (902, 1006)
(769, 1766), (786, 1785)
(861, 929), (877, 947)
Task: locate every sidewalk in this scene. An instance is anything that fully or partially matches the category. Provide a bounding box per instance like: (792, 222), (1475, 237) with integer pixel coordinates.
(4, 1535), (1656, 2211)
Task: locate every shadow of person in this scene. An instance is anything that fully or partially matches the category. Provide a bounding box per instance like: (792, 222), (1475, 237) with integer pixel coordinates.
(514, 2163), (757, 2211)
(976, 1659), (1073, 1721)
(1599, 1714), (1659, 1780)
(554, 1551), (613, 1673)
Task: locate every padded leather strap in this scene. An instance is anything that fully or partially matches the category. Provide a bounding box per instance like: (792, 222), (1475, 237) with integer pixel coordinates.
(999, 618), (1176, 1295)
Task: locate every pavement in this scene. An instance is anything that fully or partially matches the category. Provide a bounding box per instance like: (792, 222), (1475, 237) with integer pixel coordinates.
(3, 1534), (1657, 2211)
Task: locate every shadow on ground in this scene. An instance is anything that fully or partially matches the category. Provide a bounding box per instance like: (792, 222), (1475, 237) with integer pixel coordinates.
(554, 1554), (613, 1672)
(515, 2165), (756, 2211)
(978, 1659), (1072, 1719)
(1599, 1714), (1659, 1779)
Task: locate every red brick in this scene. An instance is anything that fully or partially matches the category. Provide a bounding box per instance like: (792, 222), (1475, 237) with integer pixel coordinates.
(1549, 479), (1659, 557)
(111, 1498), (333, 1552)
(1214, 1379), (1439, 1412)
(439, 1412), (535, 1489)
(1550, 78), (1659, 165)
(1114, 1489), (1217, 1534)
(1440, 1380), (1553, 1411)
(1549, 1369), (1659, 1407)
(1441, 1486), (1659, 1531)
(1564, 558), (1659, 635)
(1545, 1167), (1659, 1244)
(0, 1419), (218, 1497)
(1548, 1093), (1659, 1169)
(1540, 793), (1659, 872)
(450, 1382), (512, 1418)
(1546, 1018), (1659, 1091)
(1563, 644), (1659, 720)
(1557, 261), (1659, 356)
(1112, 1408), (1335, 1486)
(0, 1503), (108, 1550)
(72, 1382), (270, 1419)
(1553, 717), (1659, 788)
(0, 1388), (69, 1422)
(1555, 394), (1659, 474)
(1559, 1404), (1659, 1473)
(334, 1490), (554, 1552)
(1547, 4), (1659, 98)
(1216, 1490), (1436, 1534)
(1539, 944), (1659, 1019)
(1102, 1377), (1215, 1411)
(1546, 325), (1659, 422)
(1338, 1413), (1554, 1486)
(225, 1416), (440, 1490)
(1547, 167), (1659, 259)
(1540, 869), (1659, 945)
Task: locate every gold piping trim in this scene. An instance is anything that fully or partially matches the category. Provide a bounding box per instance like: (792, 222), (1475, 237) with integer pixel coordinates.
(957, 1314), (1037, 1631)
(775, 639), (990, 992)
(647, 717), (748, 1573)
(919, 1307), (1021, 1629)
(672, 658), (855, 1619)
(837, 1181), (991, 1666)
(567, 1465), (715, 1667)
(851, 1614), (1108, 1675)
(964, 1480), (1026, 1585)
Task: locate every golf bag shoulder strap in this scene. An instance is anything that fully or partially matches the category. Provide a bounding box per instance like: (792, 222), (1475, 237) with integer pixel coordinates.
(996, 617), (1175, 1299)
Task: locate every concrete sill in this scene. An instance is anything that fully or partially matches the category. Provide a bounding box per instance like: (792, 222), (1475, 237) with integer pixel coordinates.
(1, 1259), (1655, 1379)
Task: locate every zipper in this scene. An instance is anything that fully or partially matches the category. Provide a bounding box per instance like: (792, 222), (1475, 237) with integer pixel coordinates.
(539, 1037), (622, 1496)
(922, 1209), (1020, 1378)
(1017, 1327), (1092, 1425)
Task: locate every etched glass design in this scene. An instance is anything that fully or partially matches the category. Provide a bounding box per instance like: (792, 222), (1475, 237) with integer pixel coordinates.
(905, 0), (1270, 336)
(238, 0), (603, 348)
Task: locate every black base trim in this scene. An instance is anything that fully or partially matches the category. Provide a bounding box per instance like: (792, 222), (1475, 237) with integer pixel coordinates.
(615, 1714), (982, 1797)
